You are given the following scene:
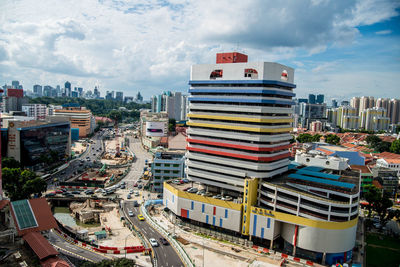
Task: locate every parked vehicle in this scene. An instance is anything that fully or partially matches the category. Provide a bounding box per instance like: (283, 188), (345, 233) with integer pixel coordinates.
(138, 185), (143, 189)
(183, 187), (192, 192)
(188, 188), (198, 193)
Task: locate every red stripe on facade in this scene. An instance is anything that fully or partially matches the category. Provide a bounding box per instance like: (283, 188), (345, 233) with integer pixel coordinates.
(213, 206), (216, 215)
(187, 146), (290, 162)
(187, 138), (291, 152)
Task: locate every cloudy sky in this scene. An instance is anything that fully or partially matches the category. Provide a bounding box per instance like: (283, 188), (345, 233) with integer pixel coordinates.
(0, 0), (399, 102)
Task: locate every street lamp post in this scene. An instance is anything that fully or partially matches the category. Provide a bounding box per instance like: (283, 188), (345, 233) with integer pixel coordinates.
(124, 233), (133, 258)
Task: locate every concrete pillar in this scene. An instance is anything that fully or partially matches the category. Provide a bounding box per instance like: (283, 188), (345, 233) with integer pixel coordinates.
(322, 252), (326, 265)
(270, 239), (273, 249)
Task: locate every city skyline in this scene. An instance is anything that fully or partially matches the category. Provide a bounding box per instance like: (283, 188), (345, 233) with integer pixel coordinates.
(0, 0), (399, 100)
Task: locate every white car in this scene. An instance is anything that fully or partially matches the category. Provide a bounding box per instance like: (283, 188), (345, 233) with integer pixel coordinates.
(128, 210), (134, 217)
(149, 238), (159, 247)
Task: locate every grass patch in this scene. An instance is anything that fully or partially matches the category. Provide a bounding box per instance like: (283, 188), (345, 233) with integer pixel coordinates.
(366, 246), (400, 267)
(366, 233), (400, 267)
(194, 232), (236, 246)
(366, 233), (400, 250)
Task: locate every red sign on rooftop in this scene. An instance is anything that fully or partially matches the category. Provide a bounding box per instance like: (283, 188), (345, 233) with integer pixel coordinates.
(7, 88), (24, 98)
(216, 52), (248, 64)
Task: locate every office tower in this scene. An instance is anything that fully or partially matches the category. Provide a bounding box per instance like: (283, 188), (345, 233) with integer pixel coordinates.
(65, 81), (71, 97)
(43, 86), (52, 97)
(136, 92), (143, 102)
(316, 94), (324, 104)
(2, 87), (27, 112)
(77, 87), (83, 97)
(12, 80), (22, 89)
(151, 91), (187, 121)
(33, 85), (43, 97)
(308, 94), (316, 104)
(298, 98), (308, 104)
(93, 86), (100, 98)
(299, 102), (327, 128)
(350, 97), (360, 114)
(106, 91), (114, 100)
(186, 52), (294, 192)
(116, 91), (124, 102)
(331, 99), (338, 108)
(341, 100), (350, 106)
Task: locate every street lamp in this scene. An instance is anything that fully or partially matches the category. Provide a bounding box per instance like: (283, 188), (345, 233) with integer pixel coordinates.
(124, 232), (134, 258)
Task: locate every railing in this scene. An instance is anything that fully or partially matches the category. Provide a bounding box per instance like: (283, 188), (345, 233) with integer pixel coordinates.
(141, 201), (195, 267)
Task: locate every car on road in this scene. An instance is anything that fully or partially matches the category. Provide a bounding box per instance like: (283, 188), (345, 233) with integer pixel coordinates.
(133, 183), (138, 187)
(182, 178), (189, 183)
(129, 189), (134, 194)
(159, 237), (169, 245)
(137, 214), (145, 221)
(85, 190), (94, 195)
(149, 238), (159, 247)
(133, 200), (139, 207)
(128, 210), (134, 217)
(137, 185), (143, 189)
(134, 191), (140, 196)
(120, 184), (126, 189)
(127, 194), (132, 199)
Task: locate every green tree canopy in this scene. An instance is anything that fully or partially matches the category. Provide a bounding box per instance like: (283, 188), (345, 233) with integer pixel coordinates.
(2, 167), (47, 201)
(2, 157), (21, 169)
(325, 134), (340, 145)
(390, 139), (400, 154)
(364, 184), (394, 227)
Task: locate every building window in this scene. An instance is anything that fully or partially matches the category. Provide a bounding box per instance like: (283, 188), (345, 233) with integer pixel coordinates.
(210, 69), (223, 79)
(173, 164), (179, 167)
(244, 68), (258, 79)
(155, 170), (161, 173)
(326, 161), (330, 165)
(243, 215), (246, 223)
(155, 163), (161, 166)
(173, 170), (179, 174)
(225, 209), (228, 218)
(202, 203), (205, 213)
(164, 164), (170, 167)
(164, 170), (170, 173)
(191, 201), (194, 210)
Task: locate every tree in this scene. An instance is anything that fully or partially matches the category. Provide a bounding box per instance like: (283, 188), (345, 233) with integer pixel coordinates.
(2, 157), (21, 169)
(364, 184), (380, 218)
(366, 135), (381, 147)
(108, 110), (122, 123)
(2, 167), (47, 201)
(169, 118), (176, 133)
(374, 196), (394, 227)
(325, 134), (340, 145)
(81, 258), (135, 267)
(296, 133), (313, 143)
(311, 134), (322, 142)
(390, 139), (400, 154)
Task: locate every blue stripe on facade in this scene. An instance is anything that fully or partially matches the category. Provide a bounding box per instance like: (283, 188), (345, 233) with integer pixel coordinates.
(267, 218), (271, 228)
(187, 210), (189, 219)
(206, 215), (209, 224)
(172, 195), (174, 203)
(189, 88), (295, 97)
(188, 97), (295, 105)
(252, 214), (257, 236)
(225, 209), (228, 218)
(166, 199), (168, 207)
(213, 216), (216, 226)
(220, 218), (223, 227)
(261, 228), (264, 239)
(191, 201), (194, 210)
(202, 203), (205, 213)
(189, 80), (296, 88)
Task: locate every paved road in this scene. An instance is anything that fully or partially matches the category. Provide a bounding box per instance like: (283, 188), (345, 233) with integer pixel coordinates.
(47, 130), (105, 189)
(123, 201), (184, 267)
(47, 230), (112, 263)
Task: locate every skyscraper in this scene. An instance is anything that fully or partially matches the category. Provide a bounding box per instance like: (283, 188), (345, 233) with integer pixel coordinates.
(186, 52), (295, 192)
(331, 99), (338, 108)
(33, 85), (42, 97)
(350, 97), (360, 114)
(65, 81), (71, 97)
(308, 94), (316, 104)
(116, 91), (124, 101)
(316, 94), (324, 104)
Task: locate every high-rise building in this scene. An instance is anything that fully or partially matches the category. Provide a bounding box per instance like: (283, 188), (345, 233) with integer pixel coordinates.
(298, 98), (308, 104)
(164, 53), (360, 266)
(65, 81), (71, 97)
(310, 120), (322, 132)
(22, 104), (47, 120)
(326, 106), (359, 130)
(388, 99), (400, 124)
(33, 85), (43, 97)
(360, 107), (390, 131)
(136, 92), (143, 102)
(11, 80), (22, 89)
(316, 94), (324, 104)
(299, 102), (327, 128)
(2, 87), (27, 112)
(350, 97), (360, 114)
(331, 99), (338, 108)
(93, 86), (101, 98)
(186, 52), (294, 193)
(116, 91), (124, 102)
(308, 94), (316, 104)
(341, 100), (350, 106)
(151, 91), (187, 121)
(106, 91), (114, 100)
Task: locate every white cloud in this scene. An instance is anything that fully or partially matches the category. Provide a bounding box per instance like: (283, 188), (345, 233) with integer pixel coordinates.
(375, 30), (392, 35)
(0, 0), (399, 99)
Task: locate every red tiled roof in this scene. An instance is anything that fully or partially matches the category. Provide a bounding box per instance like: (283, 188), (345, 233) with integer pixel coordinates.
(384, 158), (400, 164)
(316, 147), (335, 155)
(10, 198), (58, 236)
(350, 165), (371, 174)
(41, 256), (70, 267)
(0, 199), (9, 210)
(372, 180), (383, 189)
(23, 232), (58, 260)
(377, 152), (400, 159)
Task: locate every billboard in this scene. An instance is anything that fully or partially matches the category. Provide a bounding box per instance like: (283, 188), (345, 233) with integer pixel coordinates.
(146, 121), (165, 137)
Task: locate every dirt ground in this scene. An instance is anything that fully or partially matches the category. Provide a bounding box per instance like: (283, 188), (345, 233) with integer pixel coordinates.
(101, 139), (132, 165)
(71, 141), (87, 155)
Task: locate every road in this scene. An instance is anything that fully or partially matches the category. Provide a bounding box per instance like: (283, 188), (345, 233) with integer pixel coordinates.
(48, 229), (112, 263)
(47, 130), (105, 189)
(123, 201), (184, 267)
(121, 137), (184, 267)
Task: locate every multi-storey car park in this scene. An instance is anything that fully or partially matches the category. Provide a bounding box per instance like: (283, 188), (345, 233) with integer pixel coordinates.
(163, 53), (360, 266)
